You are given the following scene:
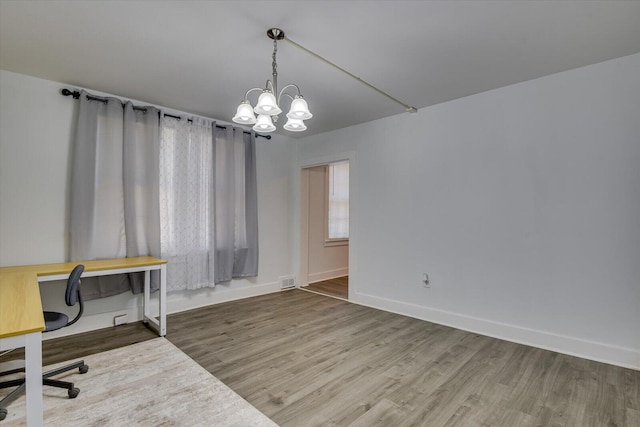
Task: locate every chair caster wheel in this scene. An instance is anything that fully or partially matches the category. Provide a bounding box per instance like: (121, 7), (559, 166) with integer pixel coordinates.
(68, 387), (80, 399)
(0, 408), (7, 421)
(79, 364), (89, 374)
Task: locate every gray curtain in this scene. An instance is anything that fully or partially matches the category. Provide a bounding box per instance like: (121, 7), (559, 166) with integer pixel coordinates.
(70, 91), (161, 299)
(123, 102), (161, 293)
(212, 126), (258, 283)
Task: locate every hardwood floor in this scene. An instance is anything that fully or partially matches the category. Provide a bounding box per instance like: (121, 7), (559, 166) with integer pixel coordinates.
(1, 321), (158, 365)
(5, 290), (638, 426)
(305, 276), (348, 299)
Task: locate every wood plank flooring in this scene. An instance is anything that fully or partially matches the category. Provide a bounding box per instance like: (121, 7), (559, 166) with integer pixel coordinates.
(1, 321), (158, 364)
(305, 276), (348, 299)
(4, 289), (638, 426)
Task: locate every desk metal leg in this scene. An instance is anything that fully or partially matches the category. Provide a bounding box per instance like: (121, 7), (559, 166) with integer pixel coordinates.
(143, 270), (151, 327)
(159, 264), (166, 336)
(142, 266), (167, 337)
(0, 333), (43, 425)
(24, 332), (43, 427)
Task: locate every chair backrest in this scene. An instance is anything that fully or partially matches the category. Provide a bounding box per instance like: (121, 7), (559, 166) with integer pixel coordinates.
(65, 264), (85, 326)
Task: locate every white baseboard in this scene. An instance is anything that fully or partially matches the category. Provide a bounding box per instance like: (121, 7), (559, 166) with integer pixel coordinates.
(352, 291), (640, 370)
(167, 281), (282, 314)
(308, 268), (348, 284)
(44, 307), (142, 339)
(45, 281), (283, 340)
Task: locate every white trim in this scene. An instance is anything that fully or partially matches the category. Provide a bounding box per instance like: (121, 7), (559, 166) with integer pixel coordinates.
(300, 287), (347, 301)
(166, 281), (283, 314)
(299, 167), (311, 287)
(296, 150), (357, 301)
(307, 268), (349, 284)
(324, 238), (349, 247)
(352, 291), (640, 370)
(44, 308), (142, 339)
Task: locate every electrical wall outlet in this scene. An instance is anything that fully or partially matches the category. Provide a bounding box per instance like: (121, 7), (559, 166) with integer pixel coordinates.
(114, 314), (128, 326)
(422, 273), (430, 288)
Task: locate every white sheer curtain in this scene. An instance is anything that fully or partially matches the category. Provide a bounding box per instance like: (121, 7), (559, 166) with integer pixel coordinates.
(160, 117), (258, 290)
(160, 116), (215, 290)
(70, 91), (161, 299)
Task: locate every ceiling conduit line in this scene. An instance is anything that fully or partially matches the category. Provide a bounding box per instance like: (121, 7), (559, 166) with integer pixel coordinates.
(283, 35), (418, 113)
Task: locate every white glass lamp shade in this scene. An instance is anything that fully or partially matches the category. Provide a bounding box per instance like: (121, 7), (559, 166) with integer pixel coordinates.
(254, 91), (282, 116)
(286, 97), (312, 120)
(283, 117), (307, 132)
(253, 114), (276, 133)
(232, 101), (257, 124)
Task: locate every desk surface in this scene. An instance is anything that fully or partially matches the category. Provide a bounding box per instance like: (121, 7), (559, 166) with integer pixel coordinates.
(0, 256), (167, 339)
(0, 272), (45, 338)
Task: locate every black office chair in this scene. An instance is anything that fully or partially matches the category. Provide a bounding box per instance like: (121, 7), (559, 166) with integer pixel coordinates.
(0, 264), (89, 421)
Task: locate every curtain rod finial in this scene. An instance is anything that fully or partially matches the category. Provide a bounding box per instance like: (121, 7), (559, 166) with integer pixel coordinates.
(61, 88), (81, 99)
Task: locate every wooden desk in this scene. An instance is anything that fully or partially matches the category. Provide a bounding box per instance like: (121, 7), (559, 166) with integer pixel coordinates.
(0, 272), (44, 426)
(0, 256), (167, 425)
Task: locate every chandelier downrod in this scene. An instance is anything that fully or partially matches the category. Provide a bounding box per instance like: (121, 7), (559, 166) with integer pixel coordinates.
(267, 28), (283, 98)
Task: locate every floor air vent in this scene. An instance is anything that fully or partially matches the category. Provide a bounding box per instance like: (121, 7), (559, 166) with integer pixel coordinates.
(280, 276), (296, 289)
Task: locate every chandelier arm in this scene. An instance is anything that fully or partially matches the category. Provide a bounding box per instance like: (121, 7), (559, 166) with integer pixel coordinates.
(280, 93), (295, 103)
(265, 80), (275, 93)
(283, 35), (418, 113)
(244, 87), (264, 101)
(277, 84), (302, 105)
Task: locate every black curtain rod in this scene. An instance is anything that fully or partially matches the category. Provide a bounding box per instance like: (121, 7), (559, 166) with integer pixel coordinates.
(60, 88), (271, 140)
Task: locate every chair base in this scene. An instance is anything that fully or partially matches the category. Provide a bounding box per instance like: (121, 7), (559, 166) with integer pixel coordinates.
(0, 360), (88, 421)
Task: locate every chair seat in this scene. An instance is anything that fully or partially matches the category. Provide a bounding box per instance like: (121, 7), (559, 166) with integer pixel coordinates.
(44, 311), (69, 332)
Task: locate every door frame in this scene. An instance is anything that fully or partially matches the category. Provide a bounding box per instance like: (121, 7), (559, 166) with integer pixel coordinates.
(297, 151), (356, 300)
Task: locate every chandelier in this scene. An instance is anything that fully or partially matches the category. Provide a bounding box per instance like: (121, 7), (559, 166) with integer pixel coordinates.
(232, 28), (312, 133)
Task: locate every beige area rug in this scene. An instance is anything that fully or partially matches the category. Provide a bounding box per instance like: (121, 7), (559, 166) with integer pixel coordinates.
(1, 338), (278, 426)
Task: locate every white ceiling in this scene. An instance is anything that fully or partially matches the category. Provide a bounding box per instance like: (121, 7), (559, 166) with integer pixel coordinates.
(1, 0), (640, 137)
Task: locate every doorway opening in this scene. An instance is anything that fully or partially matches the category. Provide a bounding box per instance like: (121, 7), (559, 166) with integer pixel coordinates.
(305, 276), (348, 299)
(300, 161), (349, 300)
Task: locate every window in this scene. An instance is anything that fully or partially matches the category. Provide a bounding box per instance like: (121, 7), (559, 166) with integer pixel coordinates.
(326, 161), (349, 243)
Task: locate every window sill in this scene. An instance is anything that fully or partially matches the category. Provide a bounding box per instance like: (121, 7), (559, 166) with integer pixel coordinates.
(324, 238), (349, 247)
